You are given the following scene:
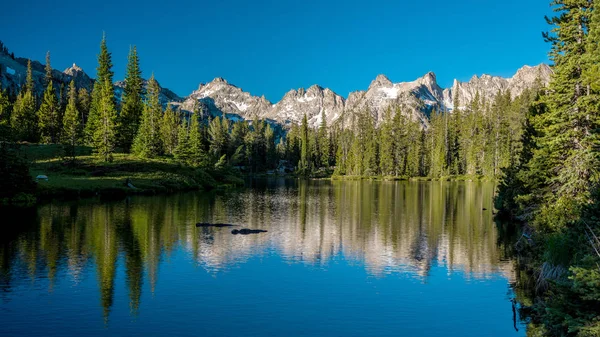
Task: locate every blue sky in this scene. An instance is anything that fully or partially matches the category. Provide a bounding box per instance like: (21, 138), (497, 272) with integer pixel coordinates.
(1, 0), (551, 101)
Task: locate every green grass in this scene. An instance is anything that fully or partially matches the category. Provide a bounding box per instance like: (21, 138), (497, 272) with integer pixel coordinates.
(23, 144), (243, 200)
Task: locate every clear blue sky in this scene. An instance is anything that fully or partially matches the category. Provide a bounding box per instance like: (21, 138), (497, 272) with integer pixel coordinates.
(1, 0), (551, 101)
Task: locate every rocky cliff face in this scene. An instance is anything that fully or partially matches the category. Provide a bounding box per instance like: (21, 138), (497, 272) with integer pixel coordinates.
(176, 77), (271, 120)
(173, 64), (551, 129)
(265, 84), (345, 127)
(0, 52), (94, 95)
(442, 64), (552, 109)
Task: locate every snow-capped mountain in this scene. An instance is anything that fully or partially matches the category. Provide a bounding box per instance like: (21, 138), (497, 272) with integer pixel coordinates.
(175, 77), (272, 120)
(443, 64), (553, 109)
(265, 84), (345, 127)
(173, 64), (551, 128)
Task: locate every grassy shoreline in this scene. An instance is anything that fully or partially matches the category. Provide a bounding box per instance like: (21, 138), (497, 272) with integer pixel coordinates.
(23, 144), (244, 202)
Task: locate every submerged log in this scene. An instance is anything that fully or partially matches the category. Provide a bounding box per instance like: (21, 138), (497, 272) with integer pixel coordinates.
(231, 229), (268, 235)
(196, 223), (238, 228)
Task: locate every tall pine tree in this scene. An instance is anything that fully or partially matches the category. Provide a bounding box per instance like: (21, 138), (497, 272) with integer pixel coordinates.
(116, 46), (144, 152)
(62, 80), (81, 161)
(132, 74), (163, 158)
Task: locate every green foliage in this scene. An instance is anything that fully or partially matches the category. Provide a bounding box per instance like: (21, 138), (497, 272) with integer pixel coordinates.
(92, 79), (117, 162)
(85, 34), (115, 146)
(44, 51), (52, 87)
(132, 75), (163, 158)
(62, 80), (81, 161)
(11, 89), (37, 142)
(37, 80), (61, 143)
(187, 107), (208, 167)
(494, 2), (600, 336)
(160, 104), (179, 155)
(0, 142), (35, 204)
(208, 116), (230, 159)
(298, 114), (309, 174)
(0, 88), (11, 129)
(116, 46), (144, 152)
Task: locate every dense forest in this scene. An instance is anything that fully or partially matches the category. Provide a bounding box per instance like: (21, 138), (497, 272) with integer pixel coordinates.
(495, 1), (600, 336)
(1, 35), (540, 183)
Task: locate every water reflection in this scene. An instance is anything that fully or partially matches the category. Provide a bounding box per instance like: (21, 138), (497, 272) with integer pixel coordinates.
(0, 180), (515, 322)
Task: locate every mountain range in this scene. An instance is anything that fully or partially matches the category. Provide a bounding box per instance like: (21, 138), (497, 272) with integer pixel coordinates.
(0, 47), (552, 129)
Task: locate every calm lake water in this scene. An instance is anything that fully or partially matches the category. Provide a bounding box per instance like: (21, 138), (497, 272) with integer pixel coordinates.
(0, 179), (525, 336)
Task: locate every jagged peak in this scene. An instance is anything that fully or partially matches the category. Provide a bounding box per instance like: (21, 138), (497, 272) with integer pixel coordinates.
(513, 63), (552, 80)
(307, 84), (323, 92)
(63, 63), (84, 74)
(369, 74), (392, 89)
(211, 77), (228, 84)
(417, 71), (437, 86)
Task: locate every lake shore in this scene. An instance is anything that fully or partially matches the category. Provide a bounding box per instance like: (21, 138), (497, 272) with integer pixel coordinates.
(21, 144), (244, 203)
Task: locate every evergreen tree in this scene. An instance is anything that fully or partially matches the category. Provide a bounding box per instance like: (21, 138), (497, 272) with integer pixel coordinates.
(318, 109), (330, 168)
(85, 34), (115, 145)
(208, 116), (230, 159)
(174, 113), (192, 163)
(24, 59), (34, 95)
(132, 75), (163, 158)
(117, 46), (144, 152)
(37, 80), (60, 143)
(92, 79), (117, 162)
(160, 104), (179, 155)
(298, 114), (309, 174)
(379, 107), (395, 176)
(77, 87), (91, 126)
(62, 80), (81, 161)
(0, 89), (11, 128)
(188, 107), (207, 167)
(11, 61), (37, 142)
(265, 123), (276, 169)
(44, 51), (52, 87)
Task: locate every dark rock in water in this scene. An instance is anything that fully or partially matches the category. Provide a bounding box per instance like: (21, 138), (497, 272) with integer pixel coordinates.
(231, 228), (268, 235)
(196, 223), (238, 228)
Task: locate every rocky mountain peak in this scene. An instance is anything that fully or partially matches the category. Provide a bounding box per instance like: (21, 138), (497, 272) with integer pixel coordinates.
(211, 77), (228, 84)
(511, 64), (552, 84)
(417, 71), (437, 86)
(369, 74), (393, 89)
(64, 63), (83, 74)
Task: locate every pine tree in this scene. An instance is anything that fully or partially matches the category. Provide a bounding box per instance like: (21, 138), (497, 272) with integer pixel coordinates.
(318, 109), (330, 168)
(298, 114), (309, 174)
(85, 34), (115, 145)
(132, 74), (163, 158)
(44, 51), (52, 87)
(0, 89), (11, 127)
(208, 116), (230, 159)
(62, 80), (81, 161)
(188, 107), (207, 167)
(37, 80), (60, 143)
(24, 59), (34, 95)
(11, 60), (37, 142)
(379, 107), (395, 176)
(160, 104), (179, 155)
(93, 79), (117, 162)
(116, 46), (144, 152)
(265, 123), (276, 169)
(77, 88), (91, 126)
(174, 113), (192, 163)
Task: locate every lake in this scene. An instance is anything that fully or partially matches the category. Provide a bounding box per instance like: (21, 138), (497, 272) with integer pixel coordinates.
(0, 179), (525, 336)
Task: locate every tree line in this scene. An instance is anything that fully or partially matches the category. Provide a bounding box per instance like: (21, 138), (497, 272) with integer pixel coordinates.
(0, 34), (541, 182)
(495, 1), (600, 336)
